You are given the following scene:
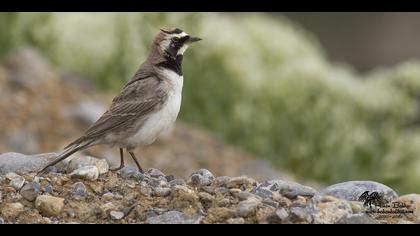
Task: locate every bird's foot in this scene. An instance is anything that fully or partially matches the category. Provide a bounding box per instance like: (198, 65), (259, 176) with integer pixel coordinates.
(110, 165), (125, 172)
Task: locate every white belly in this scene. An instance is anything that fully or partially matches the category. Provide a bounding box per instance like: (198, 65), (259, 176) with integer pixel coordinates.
(126, 70), (183, 147)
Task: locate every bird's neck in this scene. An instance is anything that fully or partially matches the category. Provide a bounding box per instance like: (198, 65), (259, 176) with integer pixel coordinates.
(156, 54), (183, 76)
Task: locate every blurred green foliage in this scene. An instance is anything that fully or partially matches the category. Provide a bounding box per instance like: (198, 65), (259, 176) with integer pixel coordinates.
(1, 13), (420, 193)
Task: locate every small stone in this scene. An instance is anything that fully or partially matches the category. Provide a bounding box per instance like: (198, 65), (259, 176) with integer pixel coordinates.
(394, 194), (420, 223)
(110, 211), (125, 220)
(20, 182), (41, 201)
(237, 197), (261, 217)
(187, 169), (215, 187)
(289, 206), (313, 223)
(252, 179), (317, 200)
(226, 217), (245, 224)
(165, 175), (175, 182)
(153, 187), (171, 197)
(262, 199), (279, 208)
(9, 176), (25, 190)
(67, 155), (109, 175)
(319, 181), (398, 202)
(212, 176), (231, 187)
(72, 182), (87, 197)
(214, 187), (230, 194)
(198, 192), (214, 203)
(1, 202), (24, 219)
(100, 202), (115, 214)
(169, 178), (186, 187)
(0, 217), (4, 224)
(102, 192), (114, 201)
(252, 188), (274, 200)
(226, 175), (257, 189)
(70, 165), (99, 181)
(233, 191), (256, 201)
(146, 168), (165, 178)
(275, 208), (289, 221)
(337, 213), (380, 224)
(120, 167), (143, 179)
(145, 211), (201, 224)
(35, 195), (65, 217)
(313, 197), (353, 224)
(42, 184), (54, 194)
(139, 181), (152, 197)
(5, 172), (20, 180)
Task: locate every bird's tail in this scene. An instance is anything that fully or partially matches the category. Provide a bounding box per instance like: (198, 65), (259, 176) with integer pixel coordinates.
(37, 140), (94, 175)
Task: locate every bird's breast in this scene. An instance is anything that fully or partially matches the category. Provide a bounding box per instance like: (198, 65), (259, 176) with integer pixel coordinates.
(126, 70), (183, 147)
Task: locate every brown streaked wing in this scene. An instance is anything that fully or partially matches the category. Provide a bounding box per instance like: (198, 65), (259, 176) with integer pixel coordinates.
(65, 75), (167, 148)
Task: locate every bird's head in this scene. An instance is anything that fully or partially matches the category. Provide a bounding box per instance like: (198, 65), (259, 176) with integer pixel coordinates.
(151, 28), (202, 60)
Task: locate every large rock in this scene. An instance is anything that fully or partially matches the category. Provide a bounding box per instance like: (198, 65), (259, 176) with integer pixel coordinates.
(0, 152), (57, 174)
(67, 155), (109, 175)
(145, 211), (202, 224)
(319, 181), (398, 202)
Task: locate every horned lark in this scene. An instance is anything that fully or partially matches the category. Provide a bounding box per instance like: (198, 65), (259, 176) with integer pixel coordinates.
(39, 28), (201, 174)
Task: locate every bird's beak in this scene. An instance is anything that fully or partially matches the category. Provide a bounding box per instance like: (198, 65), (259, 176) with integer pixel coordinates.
(186, 36), (202, 44)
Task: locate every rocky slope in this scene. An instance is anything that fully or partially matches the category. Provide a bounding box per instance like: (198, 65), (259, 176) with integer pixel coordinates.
(0, 154), (419, 224)
(1, 48), (420, 224)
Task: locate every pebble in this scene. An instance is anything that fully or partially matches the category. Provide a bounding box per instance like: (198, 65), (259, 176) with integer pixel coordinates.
(226, 217), (245, 224)
(9, 176), (25, 190)
(72, 182), (87, 197)
(289, 205), (313, 223)
(20, 182), (41, 201)
(275, 208), (289, 221)
(237, 197), (261, 217)
(312, 197), (353, 224)
(394, 194), (420, 223)
(198, 192), (214, 203)
(187, 169), (215, 187)
(42, 184), (54, 194)
(69, 165), (99, 181)
(145, 211), (201, 224)
(67, 155), (109, 175)
(0, 217), (4, 224)
(169, 178), (186, 187)
(153, 187), (171, 197)
(212, 176), (231, 187)
(35, 195), (65, 217)
(337, 213), (380, 224)
(102, 192), (114, 201)
(253, 179), (317, 199)
(120, 166), (143, 179)
(319, 180), (398, 202)
(139, 181), (152, 197)
(146, 168), (165, 178)
(1, 202), (24, 218)
(226, 175), (257, 189)
(110, 211), (125, 220)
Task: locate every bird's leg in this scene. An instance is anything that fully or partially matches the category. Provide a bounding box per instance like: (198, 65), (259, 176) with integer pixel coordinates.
(128, 151), (144, 173)
(110, 148), (125, 171)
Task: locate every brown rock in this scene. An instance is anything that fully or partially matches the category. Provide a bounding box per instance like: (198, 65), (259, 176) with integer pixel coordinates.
(1, 202), (24, 219)
(35, 195), (65, 217)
